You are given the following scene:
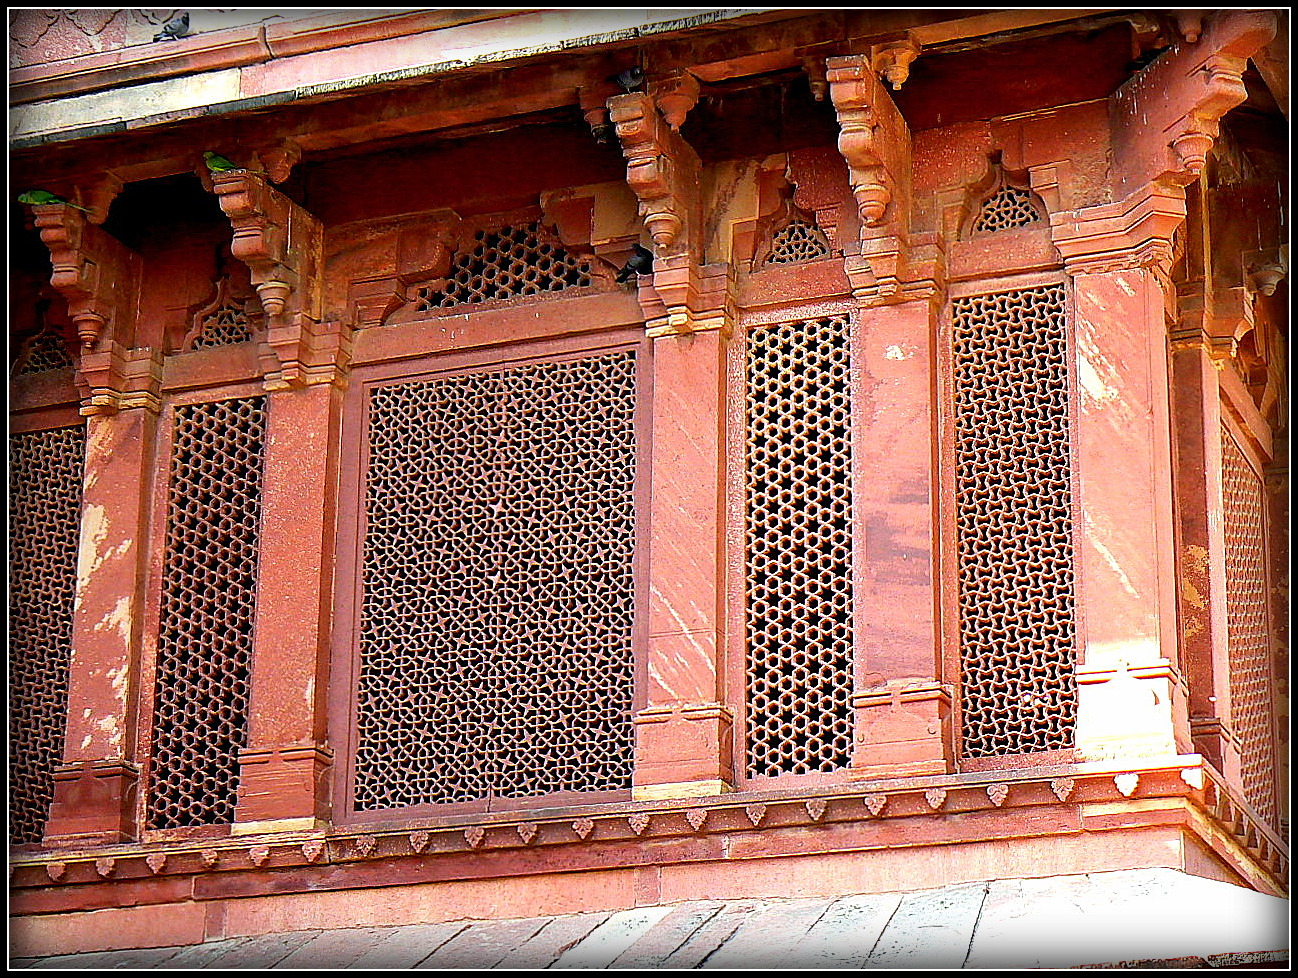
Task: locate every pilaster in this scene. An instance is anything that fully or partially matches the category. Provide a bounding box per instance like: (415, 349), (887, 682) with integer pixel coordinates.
(610, 85), (735, 798)
(207, 163), (342, 828)
(25, 194), (153, 845)
(1050, 182), (1190, 761)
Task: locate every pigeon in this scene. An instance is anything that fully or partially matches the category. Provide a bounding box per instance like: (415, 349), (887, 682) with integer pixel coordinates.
(17, 190), (89, 211)
(203, 151), (240, 173)
(612, 66), (646, 93)
(616, 244), (655, 283)
(153, 12), (190, 42)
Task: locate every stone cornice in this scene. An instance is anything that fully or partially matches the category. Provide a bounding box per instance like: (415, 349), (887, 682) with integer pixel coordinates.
(11, 757), (1287, 904)
(1049, 181), (1187, 277)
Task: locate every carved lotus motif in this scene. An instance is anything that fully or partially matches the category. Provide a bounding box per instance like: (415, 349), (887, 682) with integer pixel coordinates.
(745, 804), (767, 827)
(573, 818), (595, 840)
(464, 826), (486, 849)
(409, 831), (431, 854)
(987, 783), (1009, 807)
(249, 845), (271, 867)
(685, 809), (708, 831)
(517, 823), (539, 845)
(1051, 778), (1075, 802)
(863, 794), (887, 817)
(628, 813), (650, 836)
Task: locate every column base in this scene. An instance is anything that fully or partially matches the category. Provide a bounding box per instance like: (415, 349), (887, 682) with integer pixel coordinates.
(235, 745), (332, 824)
(44, 760), (139, 844)
(633, 703), (734, 796)
(852, 681), (952, 776)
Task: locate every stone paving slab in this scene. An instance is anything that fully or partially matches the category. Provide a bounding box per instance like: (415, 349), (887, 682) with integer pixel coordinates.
(9, 870), (1289, 969)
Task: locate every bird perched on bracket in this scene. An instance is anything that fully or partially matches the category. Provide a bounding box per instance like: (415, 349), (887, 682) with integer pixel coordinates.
(203, 151), (241, 173)
(153, 12), (190, 42)
(616, 244), (655, 283)
(611, 66), (646, 94)
(17, 190), (90, 211)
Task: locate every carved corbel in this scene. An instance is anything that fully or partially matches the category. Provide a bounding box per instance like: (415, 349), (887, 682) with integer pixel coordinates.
(649, 71), (701, 131)
(1110, 9), (1278, 196)
(871, 37), (921, 91)
(609, 91), (702, 258)
(579, 84), (617, 144)
(209, 168), (338, 389)
(827, 55), (911, 231)
(29, 202), (140, 356)
(252, 138), (303, 185)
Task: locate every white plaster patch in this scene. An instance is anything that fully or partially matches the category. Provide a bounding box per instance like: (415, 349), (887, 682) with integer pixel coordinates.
(76, 504), (111, 589)
(884, 344), (909, 361)
(1076, 354), (1117, 405)
(96, 596), (133, 644)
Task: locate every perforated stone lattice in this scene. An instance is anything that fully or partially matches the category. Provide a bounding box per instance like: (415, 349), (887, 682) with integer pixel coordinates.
(355, 351), (637, 810)
(1220, 426), (1278, 827)
(953, 286), (1077, 757)
(416, 222), (593, 310)
(764, 220), (831, 265)
(14, 329), (74, 375)
(9, 426), (84, 845)
(745, 315), (854, 778)
(972, 186), (1042, 234)
(191, 300), (253, 350)
(149, 397), (266, 830)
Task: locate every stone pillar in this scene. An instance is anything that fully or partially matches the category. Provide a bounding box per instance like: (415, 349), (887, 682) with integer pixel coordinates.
(633, 307), (734, 800)
(234, 382), (341, 830)
(1168, 328), (1238, 774)
(45, 401), (156, 843)
(849, 293), (949, 776)
(1051, 184), (1191, 761)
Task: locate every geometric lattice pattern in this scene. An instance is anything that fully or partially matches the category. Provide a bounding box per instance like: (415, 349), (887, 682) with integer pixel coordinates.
(8, 426), (84, 845)
(953, 285), (1077, 757)
(354, 351), (638, 810)
(764, 219), (831, 265)
(415, 222), (594, 311)
(745, 315), (854, 778)
(972, 185), (1042, 234)
(149, 397), (267, 830)
(1220, 426), (1278, 827)
(191, 299), (253, 350)
(14, 329), (74, 375)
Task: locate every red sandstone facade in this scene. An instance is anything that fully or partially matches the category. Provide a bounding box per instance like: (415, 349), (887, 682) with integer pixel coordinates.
(8, 8), (1288, 956)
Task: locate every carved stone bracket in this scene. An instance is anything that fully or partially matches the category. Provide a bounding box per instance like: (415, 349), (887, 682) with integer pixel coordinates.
(871, 37), (921, 91)
(1110, 10), (1278, 196)
(609, 91), (703, 258)
(648, 70), (701, 131)
(30, 202), (140, 354)
(210, 169), (343, 389)
(827, 54), (911, 232)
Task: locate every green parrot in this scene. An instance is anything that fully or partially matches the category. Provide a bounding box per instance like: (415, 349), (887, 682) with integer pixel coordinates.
(203, 151), (241, 173)
(17, 190), (89, 211)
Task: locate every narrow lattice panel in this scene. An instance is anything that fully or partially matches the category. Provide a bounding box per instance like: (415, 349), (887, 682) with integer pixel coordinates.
(355, 351), (638, 810)
(972, 186), (1042, 234)
(149, 397), (266, 829)
(14, 329), (75, 375)
(416, 222), (593, 310)
(764, 219), (831, 265)
(953, 285), (1077, 757)
(1220, 427), (1278, 826)
(745, 315), (854, 778)
(9, 426), (84, 845)
(191, 300), (253, 350)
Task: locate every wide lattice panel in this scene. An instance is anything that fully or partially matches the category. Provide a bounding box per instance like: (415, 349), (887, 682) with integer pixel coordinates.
(745, 315), (854, 779)
(9, 426), (84, 845)
(355, 351), (638, 810)
(149, 396), (266, 830)
(953, 285), (1077, 757)
(416, 222), (593, 310)
(1220, 426), (1277, 826)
